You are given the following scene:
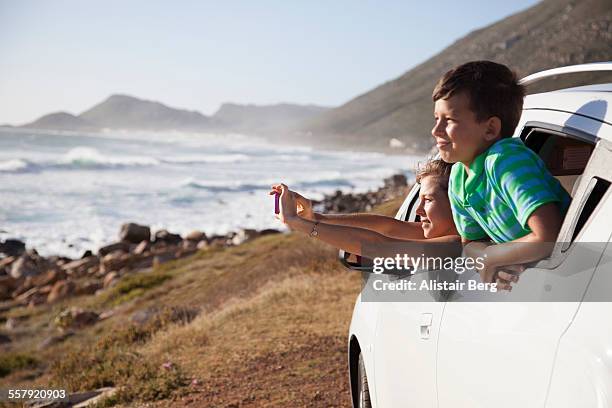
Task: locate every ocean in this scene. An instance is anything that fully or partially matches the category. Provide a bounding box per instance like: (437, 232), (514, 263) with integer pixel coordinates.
(0, 128), (422, 258)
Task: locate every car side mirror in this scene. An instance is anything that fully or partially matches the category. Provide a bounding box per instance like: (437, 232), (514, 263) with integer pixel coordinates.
(338, 249), (374, 273)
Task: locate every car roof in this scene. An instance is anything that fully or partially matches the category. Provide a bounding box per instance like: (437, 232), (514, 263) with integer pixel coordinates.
(524, 84), (612, 129)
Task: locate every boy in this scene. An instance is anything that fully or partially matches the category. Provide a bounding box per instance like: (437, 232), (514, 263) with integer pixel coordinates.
(431, 61), (571, 285)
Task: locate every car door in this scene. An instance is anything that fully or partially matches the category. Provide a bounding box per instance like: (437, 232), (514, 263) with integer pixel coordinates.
(436, 118), (612, 408)
(369, 182), (446, 408)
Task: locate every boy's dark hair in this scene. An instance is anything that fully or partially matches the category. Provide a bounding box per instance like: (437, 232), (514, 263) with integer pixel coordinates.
(432, 61), (525, 138)
(416, 159), (453, 189)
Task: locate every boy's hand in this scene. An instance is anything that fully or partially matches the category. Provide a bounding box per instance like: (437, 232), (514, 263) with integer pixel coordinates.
(477, 259), (497, 285)
(495, 264), (525, 291)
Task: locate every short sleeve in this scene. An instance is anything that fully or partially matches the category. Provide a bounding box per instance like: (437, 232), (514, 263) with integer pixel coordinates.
(487, 147), (563, 228)
(448, 176), (488, 240)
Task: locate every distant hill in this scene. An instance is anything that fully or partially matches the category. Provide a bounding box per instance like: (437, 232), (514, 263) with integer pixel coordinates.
(212, 103), (331, 133)
(20, 95), (331, 135)
(24, 112), (95, 131)
(79, 94), (212, 131)
(300, 0), (612, 152)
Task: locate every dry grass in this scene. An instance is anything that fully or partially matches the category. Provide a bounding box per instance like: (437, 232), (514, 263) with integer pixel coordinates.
(0, 197), (404, 407)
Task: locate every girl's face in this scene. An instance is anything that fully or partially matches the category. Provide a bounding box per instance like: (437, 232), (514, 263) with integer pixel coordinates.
(415, 176), (457, 238)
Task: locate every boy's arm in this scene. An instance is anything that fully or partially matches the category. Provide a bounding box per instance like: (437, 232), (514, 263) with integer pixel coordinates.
(475, 203), (562, 282)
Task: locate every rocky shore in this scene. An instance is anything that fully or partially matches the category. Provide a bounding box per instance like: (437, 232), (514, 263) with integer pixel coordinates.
(0, 173), (409, 313)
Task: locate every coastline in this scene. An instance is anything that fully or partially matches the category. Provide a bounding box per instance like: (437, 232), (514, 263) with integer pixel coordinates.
(0, 173), (410, 310)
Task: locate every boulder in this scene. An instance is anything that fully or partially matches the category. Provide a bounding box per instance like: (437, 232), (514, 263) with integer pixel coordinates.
(0, 256), (16, 273)
(103, 271), (119, 288)
(38, 331), (74, 350)
(185, 230), (207, 242)
(100, 251), (132, 273)
(98, 241), (130, 256)
(81, 250), (93, 258)
(61, 256), (98, 276)
(0, 239), (26, 257)
(0, 275), (17, 300)
(31, 269), (66, 287)
(153, 252), (176, 267)
(10, 251), (52, 279)
(259, 228), (281, 236)
(231, 229), (259, 246)
(54, 307), (99, 330)
(119, 223), (150, 244)
(133, 240), (150, 255)
(75, 281), (102, 296)
(196, 240), (209, 250)
(383, 173), (408, 189)
(154, 229), (182, 245)
(47, 280), (76, 303)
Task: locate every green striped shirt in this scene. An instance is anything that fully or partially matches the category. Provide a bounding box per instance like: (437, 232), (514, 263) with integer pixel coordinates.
(448, 138), (571, 243)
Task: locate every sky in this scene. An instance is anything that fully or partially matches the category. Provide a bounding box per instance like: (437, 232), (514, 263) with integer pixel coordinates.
(0, 0), (540, 125)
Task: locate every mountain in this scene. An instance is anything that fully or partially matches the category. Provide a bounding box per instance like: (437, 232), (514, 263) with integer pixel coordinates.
(212, 103), (331, 133)
(24, 112), (95, 131)
(300, 0), (612, 152)
(20, 95), (331, 135)
(79, 94), (212, 131)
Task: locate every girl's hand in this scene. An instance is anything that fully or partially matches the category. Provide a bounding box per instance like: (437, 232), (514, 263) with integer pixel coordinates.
(269, 184), (315, 221)
(270, 183), (297, 225)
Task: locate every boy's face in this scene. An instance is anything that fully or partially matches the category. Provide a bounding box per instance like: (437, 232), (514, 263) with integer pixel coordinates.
(432, 91), (499, 166)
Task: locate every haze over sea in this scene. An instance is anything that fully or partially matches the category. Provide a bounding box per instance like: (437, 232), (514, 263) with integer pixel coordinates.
(0, 129), (421, 258)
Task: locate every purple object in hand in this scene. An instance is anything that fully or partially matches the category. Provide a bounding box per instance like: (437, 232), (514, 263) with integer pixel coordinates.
(274, 192), (280, 214)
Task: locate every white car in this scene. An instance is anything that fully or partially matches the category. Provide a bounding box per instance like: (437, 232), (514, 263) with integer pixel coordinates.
(345, 63), (612, 408)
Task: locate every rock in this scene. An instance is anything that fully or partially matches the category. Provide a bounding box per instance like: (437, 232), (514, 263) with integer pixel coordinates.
(0, 256), (16, 272)
(15, 286), (43, 303)
(196, 240), (209, 250)
(0, 239), (26, 257)
(0, 275), (17, 300)
(119, 222), (151, 244)
(259, 228), (281, 236)
(54, 307), (99, 330)
(75, 281), (102, 296)
(185, 230), (207, 242)
(31, 269), (67, 287)
(383, 173), (408, 189)
(0, 333), (11, 344)
(98, 241), (129, 256)
(208, 235), (229, 248)
(61, 256), (98, 277)
(72, 387), (117, 408)
(154, 229), (182, 245)
(38, 331), (74, 350)
(10, 251), (51, 279)
(231, 229), (259, 246)
(81, 249), (93, 258)
(100, 251), (132, 273)
(133, 240), (150, 255)
(180, 239), (197, 252)
(5, 317), (18, 330)
(103, 271), (119, 288)
(47, 280), (76, 303)
(153, 252), (176, 267)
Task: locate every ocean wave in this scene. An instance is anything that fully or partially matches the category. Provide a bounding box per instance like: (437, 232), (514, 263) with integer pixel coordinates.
(163, 153), (250, 164)
(181, 178), (269, 192)
(56, 147), (160, 169)
(0, 158), (34, 173)
(181, 174), (355, 193)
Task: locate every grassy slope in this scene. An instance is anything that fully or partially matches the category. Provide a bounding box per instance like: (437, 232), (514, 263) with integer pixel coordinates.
(0, 197), (404, 407)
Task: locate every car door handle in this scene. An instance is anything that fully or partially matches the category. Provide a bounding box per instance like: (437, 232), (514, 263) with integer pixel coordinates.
(420, 313), (433, 339)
